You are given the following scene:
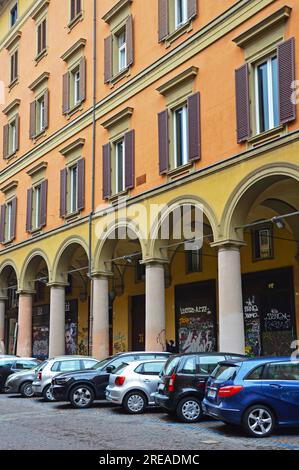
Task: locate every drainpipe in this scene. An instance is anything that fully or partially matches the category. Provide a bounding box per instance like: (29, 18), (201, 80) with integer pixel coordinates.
(88, 0), (97, 355)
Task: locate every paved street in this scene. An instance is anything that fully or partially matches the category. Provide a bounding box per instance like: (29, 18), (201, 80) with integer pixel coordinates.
(0, 394), (299, 451)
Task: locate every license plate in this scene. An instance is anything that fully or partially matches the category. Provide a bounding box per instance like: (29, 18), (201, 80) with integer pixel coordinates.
(207, 389), (217, 399)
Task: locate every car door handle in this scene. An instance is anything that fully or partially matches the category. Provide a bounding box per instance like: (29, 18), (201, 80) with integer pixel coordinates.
(270, 384), (282, 389)
(143, 379), (151, 383)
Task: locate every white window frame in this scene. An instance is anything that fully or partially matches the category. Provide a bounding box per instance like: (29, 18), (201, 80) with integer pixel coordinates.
(34, 185), (41, 229)
(74, 69), (81, 106)
(173, 105), (188, 168)
(118, 30), (127, 72)
(255, 55), (278, 135)
(175, 0), (188, 29)
(6, 201), (13, 241)
(70, 164), (78, 213)
(9, 120), (16, 154)
(38, 97), (45, 133)
(115, 139), (125, 194)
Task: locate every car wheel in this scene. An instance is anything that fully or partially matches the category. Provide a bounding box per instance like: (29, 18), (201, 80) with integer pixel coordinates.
(123, 391), (147, 414)
(176, 397), (203, 423)
(20, 382), (34, 398)
(69, 385), (95, 409)
(42, 384), (55, 402)
(242, 405), (275, 438)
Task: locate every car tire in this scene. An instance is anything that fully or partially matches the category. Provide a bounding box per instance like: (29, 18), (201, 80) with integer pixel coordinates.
(176, 397), (203, 423)
(123, 391), (147, 414)
(20, 381), (34, 398)
(69, 385), (95, 409)
(42, 384), (55, 402)
(242, 404), (275, 438)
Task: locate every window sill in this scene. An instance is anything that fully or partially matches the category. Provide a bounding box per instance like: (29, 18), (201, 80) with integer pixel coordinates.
(167, 161), (194, 181)
(5, 150), (18, 162)
(8, 78), (19, 92)
(108, 190), (129, 204)
(67, 12), (84, 32)
(164, 20), (193, 48)
(2, 239), (14, 247)
(32, 130), (47, 143)
(29, 227), (43, 237)
(247, 124), (286, 148)
(64, 210), (81, 222)
(65, 102), (84, 119)
(108, 67), (131, 88)
(35, 49), (48, 65)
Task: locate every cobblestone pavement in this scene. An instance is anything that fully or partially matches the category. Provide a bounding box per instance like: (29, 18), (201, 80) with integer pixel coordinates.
(0, 394), (299, 450)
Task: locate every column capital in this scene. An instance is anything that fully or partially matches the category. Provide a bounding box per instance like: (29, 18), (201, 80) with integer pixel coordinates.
(91, 271), (114, 280)
(17, 290), (35, 296)
(210, 239), (246, 250)
(47, 282), (68, 289)
(141, 257), (169, 266)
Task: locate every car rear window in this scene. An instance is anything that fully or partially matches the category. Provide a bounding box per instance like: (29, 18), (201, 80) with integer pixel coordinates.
(199, 356), (225, 375)
(164, 356), (180, 376)
(211, 364), (238, 381)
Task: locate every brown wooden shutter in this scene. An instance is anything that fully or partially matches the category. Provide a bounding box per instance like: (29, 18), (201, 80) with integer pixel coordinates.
(188, 92), (201, 161)
(29, 101), (36, 139)
(77, 158), (85, 211)
(40, 179), (48, 227)
(3, 124), (9, 159)
(70, 0), (76, 20)
(235, 63), (251, 143)
(0, 205), (6, 243)
(60, 168), (67, 218)
(76, 0), (81, 14)
(42, 19), (47, 51)
(158, 0), (169, 42)
(278, 37), (296, 125)
(79, 57), (86, 102)
(26, 188), (33, 233)
(15, 114), (20, 152)
(104, 35), (113, 84)
(103, 143), (111, 199)
(62, 72), (70, 114)
(13, 50), (18, 81)
(158, 110), (169, 175)
(188, 0), (198, 19)
(44, 89), (49, 130)
(126, 15), (134, 67)
(10, 197), (17, 240)
(125, 130), (135, 190)
(37, 23), (42, 54)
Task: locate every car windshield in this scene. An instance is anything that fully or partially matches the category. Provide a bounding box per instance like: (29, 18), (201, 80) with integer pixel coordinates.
(90, 357), (113, 370)
(211, 364), (238, 381)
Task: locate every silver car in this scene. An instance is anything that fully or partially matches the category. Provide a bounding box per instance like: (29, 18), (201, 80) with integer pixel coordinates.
(4, 364), (42, 397)
(32, 356), (99, 402)
(105, 359), (167, 414)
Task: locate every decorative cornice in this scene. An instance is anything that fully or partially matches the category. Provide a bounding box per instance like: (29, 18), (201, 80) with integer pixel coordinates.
(31, 0), (50, 21)
(60, 138), (86, 157)
(27, 161), (48, 177)
(29, 72), (50, 92)
(233, 5), (292, 47)
(0, 180), (18, 194)
(156, 66), (199, 96)
(102, 0), (132, 24)
(61, 38), (86, 62)
(4, 30), (21, 50)
(2, 99), (20, 116)
(101, 107), (133, 130)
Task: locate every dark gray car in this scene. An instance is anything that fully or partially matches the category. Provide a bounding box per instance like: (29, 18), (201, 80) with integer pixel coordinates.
(4, 364), (42, 397)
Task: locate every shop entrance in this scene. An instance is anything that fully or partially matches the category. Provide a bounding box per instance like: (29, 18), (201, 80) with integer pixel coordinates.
(243, 267), (296, 356)
(131, 295), (145, 351)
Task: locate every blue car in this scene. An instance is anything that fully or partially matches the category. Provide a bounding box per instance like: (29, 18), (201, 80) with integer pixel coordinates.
(203, 357), (299, 437)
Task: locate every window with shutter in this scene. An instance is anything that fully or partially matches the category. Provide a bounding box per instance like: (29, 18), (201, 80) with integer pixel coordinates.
(10, 50), (18, 84)
(103, 144), (111, 200)
(70, 0), (82, 23)
(159, 0), (197, 43)
(37, 18), (47, 57)
(4, 115), (19, 157)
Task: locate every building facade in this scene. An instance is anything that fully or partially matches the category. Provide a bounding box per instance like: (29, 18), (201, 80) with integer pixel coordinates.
(0, 0), (298, 360)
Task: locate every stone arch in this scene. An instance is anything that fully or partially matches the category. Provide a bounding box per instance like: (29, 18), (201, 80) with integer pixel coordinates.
(220, 163), (299, 241)
(148, 195), (218, 260)
(52, 236), (89, 284)
(0, 260), (19, 298)
(19, 250), (51, 292)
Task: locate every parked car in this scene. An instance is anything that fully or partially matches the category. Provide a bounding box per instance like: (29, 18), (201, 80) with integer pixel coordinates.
(0, 357), (40, 392)
(203, 356), (299, 437)
(154, 352), (245, 423)
(106, 359), (167, 414)
(51, 351), (170, 408)
(4, 363), (43, 397)
(32, 356), (99, 401)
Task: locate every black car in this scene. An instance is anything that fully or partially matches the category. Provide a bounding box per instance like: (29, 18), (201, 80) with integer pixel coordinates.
(154, 352), (245, 423)
(0, 357), (40, 392)
(51, 351), (170, 408)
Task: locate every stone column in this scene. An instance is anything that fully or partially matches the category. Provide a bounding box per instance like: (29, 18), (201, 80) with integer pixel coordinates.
(17, 293), (33, 357)
(0, 299), (6, 354)
(145, 262), (166, 352)
(92, 276), (110, 360)
(217, 243), (245, 354)
(49, 285), (65, 357)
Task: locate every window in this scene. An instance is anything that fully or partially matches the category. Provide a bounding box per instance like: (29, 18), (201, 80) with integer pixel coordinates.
(246, 365), (264, 380)
(175, 0), (188, 28)
(37, 18), (47, 56)
(115, 139), (125, 194)
(10, 50), (18, 84)
(73, 69), (81, 106)
(255, 56), (279, 134)
(59, 360), (81, 372)
(173, 105), (188, 168)
(15, 360), (37, 370)
(26, 180), (47, 233)
(33, 185), (41, 230)
(135, 362), (165, 375)
(118, 30), (127, 72)
(252, 226), (273, 261)
(186, 248), (202, 273)
(29, 90), (49, 139)
(3, 115), (19, 159)
(5, 200), (14, 242)
(211, 364), (238, 381)
(62, 59), (86, 113)
(9, 120), (17, 155)
(83, 359), (97, 369)
(263, 362), (299, 381)
(70, 0), (82, 22)
(10, 3), (18, 27)
(69, 164), (78, 213)
(37, 96), (45, 134)
(199, 356), (226, 375)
